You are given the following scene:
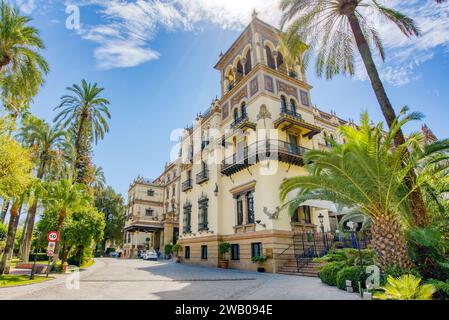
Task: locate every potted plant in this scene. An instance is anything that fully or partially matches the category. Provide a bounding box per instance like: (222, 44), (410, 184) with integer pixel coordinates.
(218, 242), (231, 269)
(251, 255), (268, 273)
(171, 244), (182, 263)
(164, 244), (173, 260)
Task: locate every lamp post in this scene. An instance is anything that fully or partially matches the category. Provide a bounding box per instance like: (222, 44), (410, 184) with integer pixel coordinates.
(318, 213), (327, 252)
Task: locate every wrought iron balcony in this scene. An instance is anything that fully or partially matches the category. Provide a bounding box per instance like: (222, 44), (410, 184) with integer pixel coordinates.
(281, 106), (303, 119)
(230, 114), (248, 129)
(198, 221), (209, 232)
(196, 169), (209, 185)
(182, 179), (193, 192)
(221, 140), (310, 176)
(183, 225), (191, 233)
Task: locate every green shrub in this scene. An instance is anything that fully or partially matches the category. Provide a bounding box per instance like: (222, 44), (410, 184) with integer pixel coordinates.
(336, 266), (366, 292)
(171, 244), (182, 255)
(218, 242), (231, 255)
(0, 222), (7, 241)
(426, 279), (449, 300)
(319, 261), (345, 286)
(374, 275), (435, 300)
(314, 248), (376, 266)
(164, 244), (173, 255)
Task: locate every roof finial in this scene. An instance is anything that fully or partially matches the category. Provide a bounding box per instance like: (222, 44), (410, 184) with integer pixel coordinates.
(252, 9), (258, 20)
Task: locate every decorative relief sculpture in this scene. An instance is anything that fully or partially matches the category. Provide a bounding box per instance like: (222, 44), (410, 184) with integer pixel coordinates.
(277, 80), (298, 100)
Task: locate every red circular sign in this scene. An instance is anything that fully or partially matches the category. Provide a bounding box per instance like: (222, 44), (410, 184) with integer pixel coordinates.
(47, 250), (55, 257)
(48, 231), (59, 242)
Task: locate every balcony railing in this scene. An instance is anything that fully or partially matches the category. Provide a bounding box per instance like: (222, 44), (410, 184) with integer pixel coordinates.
(198, 221), (209, 231)
(230, 113), (248, 129)
(196, 169), (209, 184)
(183, 225), (191, 233)
(281, 106), (302, 119)
(182, 179), (193, 192)
(221, 140), (310, 176)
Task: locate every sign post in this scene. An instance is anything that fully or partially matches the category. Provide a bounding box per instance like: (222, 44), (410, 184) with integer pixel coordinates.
(46, 231), (59, 277)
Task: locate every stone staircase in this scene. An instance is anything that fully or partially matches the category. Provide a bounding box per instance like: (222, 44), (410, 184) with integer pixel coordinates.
(278, 257), (324, 277)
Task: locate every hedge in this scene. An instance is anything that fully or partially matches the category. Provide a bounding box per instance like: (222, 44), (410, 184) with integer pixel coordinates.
(319, 262), (346, 286)
(336, 266), (366, 292)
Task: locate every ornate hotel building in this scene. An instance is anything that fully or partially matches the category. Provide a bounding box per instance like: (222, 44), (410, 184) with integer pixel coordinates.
(176, 15), (355, 273)
(124, 15), (358, 271)
(123, 160), (181, 258)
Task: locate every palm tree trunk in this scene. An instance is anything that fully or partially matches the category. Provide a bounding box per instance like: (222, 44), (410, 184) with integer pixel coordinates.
(347, 13), (430, 227)
(21, 160), (47, 263)
(371, 214), (413, 269)
(20, 201), (38, 262)
(0, 200), (9, 224)
(52, 208), (66, 270)
(0, 200), (21, 274)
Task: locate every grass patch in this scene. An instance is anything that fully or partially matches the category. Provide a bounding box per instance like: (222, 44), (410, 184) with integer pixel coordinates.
(0, 275), (52, 288)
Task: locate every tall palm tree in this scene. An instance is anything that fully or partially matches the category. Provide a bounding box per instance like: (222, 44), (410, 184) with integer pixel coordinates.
(92, 165), (106, 191)
(0, 1), (49, 118)
(280, 109), (436, 269)
(279, 0), (430, 227)
(41, 180), (91, 269)
(53, 80), (111, 186)
(18, 121), (67, 262)
(278, 31), (309, 79)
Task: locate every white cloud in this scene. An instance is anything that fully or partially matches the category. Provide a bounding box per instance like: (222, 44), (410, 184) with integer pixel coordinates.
(61, 0), (449, 83)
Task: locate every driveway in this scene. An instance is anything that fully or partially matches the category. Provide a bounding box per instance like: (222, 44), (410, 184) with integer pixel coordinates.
(0, 258), (360, 300)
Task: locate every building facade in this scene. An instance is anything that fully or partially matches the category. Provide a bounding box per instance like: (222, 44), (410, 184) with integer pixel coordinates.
(176, 16), (354, 273)
(123, 160), (181, 258)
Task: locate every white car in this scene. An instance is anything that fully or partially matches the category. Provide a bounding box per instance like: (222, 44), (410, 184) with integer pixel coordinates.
(144, 250), (158, 261)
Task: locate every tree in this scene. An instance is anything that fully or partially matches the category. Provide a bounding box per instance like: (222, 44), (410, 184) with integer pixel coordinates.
(92, 166), (106, 191)
(279, 0), (429, 227)
(280, 109), (435, 269)
(53, 80), (110, 186)
(0, 1), (49, 120)
(278, 31), (309, 79)
(41, 179), (91, 269)
(18, 120), (67, 262)
(94, 186), (125, 251)
(0, 117), (33, 199)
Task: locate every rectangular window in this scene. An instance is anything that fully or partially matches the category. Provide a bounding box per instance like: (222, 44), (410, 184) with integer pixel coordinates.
(304, 206), (312, 224)
(147, 190), (155, 196)
(201, 245), (208, 260)
(185, 246), (190, 259)
(247, 192), (255, 224)
(236, 196), (243, 226)
(145, 209), (154, 216)
(251, 243), (263, 258)
(231, 244), (240, 261)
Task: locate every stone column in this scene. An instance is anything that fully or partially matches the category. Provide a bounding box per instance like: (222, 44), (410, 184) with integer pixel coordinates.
(164, 222), (174, 245)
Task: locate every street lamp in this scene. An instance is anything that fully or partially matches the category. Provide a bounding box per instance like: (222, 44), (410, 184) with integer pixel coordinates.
(318, 213), (327, 252)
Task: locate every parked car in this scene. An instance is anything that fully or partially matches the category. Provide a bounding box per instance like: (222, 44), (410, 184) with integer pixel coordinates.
(144, 250), (158, 261)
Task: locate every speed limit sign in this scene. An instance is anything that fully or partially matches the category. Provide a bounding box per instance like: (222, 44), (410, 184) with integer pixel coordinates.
(48, 231), (59, 242)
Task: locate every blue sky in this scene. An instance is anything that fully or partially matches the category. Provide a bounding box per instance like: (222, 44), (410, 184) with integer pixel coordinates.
(9, 0), (449, 197)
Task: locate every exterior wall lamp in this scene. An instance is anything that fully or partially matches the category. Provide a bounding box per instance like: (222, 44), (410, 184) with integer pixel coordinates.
(214, 183), (219, 197)
(256, 220), (266, 228)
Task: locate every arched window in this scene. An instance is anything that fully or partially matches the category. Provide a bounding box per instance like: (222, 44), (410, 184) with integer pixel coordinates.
(247, 191), (255, 224)
(265, 46), (276, 69)
(277, 52), (285, 70)
(233, 108), (239, 122)
(245, 50), (252, 74)
(281, 95), (287, 111)
(290, 99), (297, 114)
(236, 60), (244, 82)
(241, 102), (247, 118)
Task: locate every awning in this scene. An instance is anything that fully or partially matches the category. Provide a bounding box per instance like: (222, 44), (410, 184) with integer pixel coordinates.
(124, 224), (164, 233)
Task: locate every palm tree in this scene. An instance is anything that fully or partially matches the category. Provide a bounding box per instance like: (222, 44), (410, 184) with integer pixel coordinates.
(278, 31), (309, 79)
(279, 109), (436, 269)
(279, 0), (430, 227)
(92, 165), (106, 191)
(41, 179), (91, 269)
(0, 196), (24, 274)
(18, 121), (67, 262)
(53, 80), (110, 186)
(0, 1), (49, 118)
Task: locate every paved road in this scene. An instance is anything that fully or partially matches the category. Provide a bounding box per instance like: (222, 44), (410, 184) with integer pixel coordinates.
(0, 258), (360, 300)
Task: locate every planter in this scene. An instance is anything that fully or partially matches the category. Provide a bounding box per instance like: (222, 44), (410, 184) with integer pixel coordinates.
(218, 260), (229, 269)
(257, 267), (265, 273)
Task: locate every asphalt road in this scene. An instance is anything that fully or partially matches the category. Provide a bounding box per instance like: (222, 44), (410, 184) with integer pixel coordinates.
(0, 258), (360, 300)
